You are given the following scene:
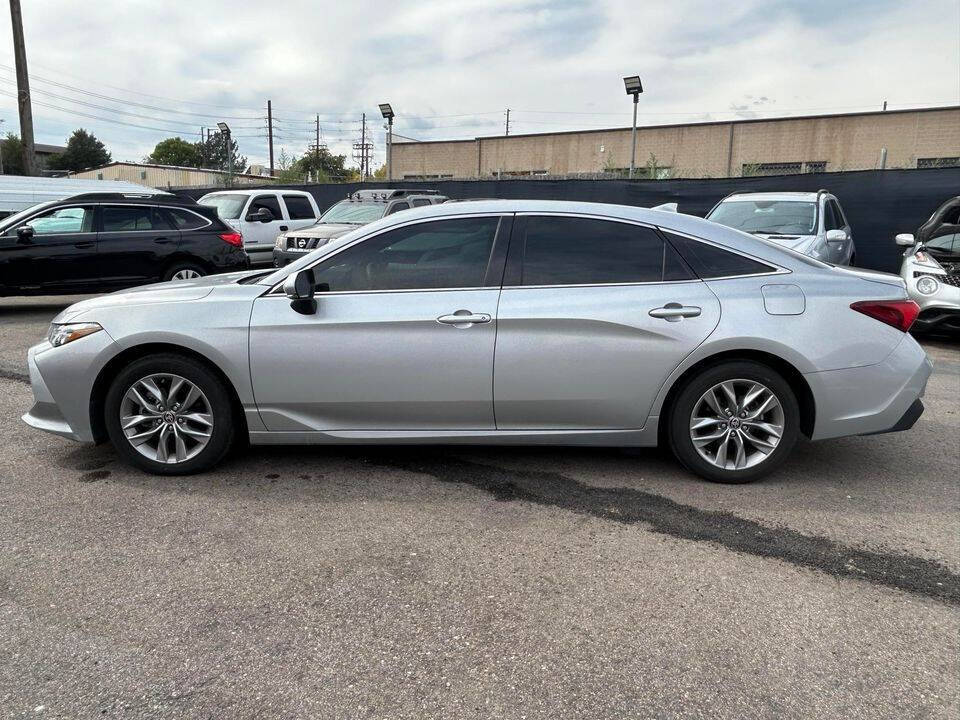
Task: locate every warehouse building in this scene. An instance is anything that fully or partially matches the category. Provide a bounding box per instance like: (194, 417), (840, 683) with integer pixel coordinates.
(392, 106), (960, 180)
(68, 161), (270, 189)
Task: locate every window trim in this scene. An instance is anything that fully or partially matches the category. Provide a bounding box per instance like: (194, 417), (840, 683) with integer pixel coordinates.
(265, 212), (513, 296)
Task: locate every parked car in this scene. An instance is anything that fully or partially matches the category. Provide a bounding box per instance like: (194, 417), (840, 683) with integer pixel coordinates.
(24, 200), (929, 484)
(0, 192), (248, 296)
(706, 190), (856, 265)
(896, 195), (960, 333)
(198, 189), (320, 266)
(272, 189), (448, 267)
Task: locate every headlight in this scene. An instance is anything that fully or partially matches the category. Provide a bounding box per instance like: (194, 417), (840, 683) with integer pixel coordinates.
(275, 235), (286, 248)
(47, 322), (103, 347)
(916, 275), (940, 295)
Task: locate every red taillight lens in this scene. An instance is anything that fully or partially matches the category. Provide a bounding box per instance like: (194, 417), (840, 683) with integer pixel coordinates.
(219, 232), (243, 247)
(850, 300), (920, 332)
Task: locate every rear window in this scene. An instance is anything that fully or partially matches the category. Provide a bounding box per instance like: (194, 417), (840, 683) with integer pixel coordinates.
(165, 208), (209, 230)
(283, 194), (316, 220)
(664, 232), (776, 278)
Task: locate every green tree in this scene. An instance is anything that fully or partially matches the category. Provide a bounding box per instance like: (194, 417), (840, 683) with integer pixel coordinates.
(372, 164), (387, 179)
(197, 133), (247, 175)
(0, 133), (26, 175)
(145, 137), (201, 167)
(46, 129), (111, 172)
(292, 146), (350, 182)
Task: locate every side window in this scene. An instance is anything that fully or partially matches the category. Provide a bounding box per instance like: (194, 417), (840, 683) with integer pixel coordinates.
(411, 198), (431, 208)
(102, 206), (158, 232)
(283, 194), (316, 220)
(249, 195), (283, 220)
(387, 201), (410, 215)
(23, 206), (93, 235)
(164, 208), (209, 230)
(926, 233), (960, 253)
(311, 217), (500, 292)
(151, 207), (177, 230)
(518, 217), (693, 286)
(665, 232), (776, 278)
(830, 200), (846, 228)
(822, 201), (839, 231)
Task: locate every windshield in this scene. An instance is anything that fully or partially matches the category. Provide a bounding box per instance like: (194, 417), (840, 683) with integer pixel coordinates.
(0, 201), (57, 233)
(709, 200), (817, 235)
(198, 193), (248, 220)
(319, 200), (387, 225)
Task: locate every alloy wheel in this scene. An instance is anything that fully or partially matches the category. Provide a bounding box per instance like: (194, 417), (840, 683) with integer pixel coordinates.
(171, 268), (202, 280)
(119, 373), (214, 464)
(689, 379), (785, 471)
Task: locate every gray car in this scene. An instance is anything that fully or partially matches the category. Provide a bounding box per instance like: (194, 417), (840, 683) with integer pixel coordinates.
(23, 200), (931, 483)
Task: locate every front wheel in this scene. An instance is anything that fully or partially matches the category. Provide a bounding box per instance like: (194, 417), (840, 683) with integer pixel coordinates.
(104, 354), (236, 475)
(667, 361), (800, 484)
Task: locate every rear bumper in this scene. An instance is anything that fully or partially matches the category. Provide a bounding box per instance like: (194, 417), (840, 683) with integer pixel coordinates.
(862, 399), (924, 435)
(805, 334), (932, 440)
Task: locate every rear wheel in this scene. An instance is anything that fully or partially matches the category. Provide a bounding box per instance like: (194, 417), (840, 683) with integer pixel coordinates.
(104, 354), (235, 475)
(668, 361), (800, 483)
(163, 263), (206, 281)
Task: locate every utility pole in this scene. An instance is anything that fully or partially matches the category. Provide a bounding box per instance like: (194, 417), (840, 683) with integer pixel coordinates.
(360, 113), (366, 179)
(9, 0), (36, 176)
(505, 109), (510, 136)
(267, 100), (274, 177)
(315, 114), (320, 164)
(0, 118), (5, 174)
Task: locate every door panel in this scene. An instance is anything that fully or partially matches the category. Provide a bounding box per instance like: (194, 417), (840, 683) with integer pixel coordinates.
(242, 194), (288, 255)
(97, 205), (180, 285)
(494, 282), (720, 429)
(0, 205), (98, 291)
(249, 290), (500, 431)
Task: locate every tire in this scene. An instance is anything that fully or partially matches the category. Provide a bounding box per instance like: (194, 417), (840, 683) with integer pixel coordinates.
(104, 353), (236, 475)
(667, 360), (800, 484)
(163, 262), (206, 281)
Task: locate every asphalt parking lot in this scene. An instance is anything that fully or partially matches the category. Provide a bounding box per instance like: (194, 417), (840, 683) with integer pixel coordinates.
(1, 295), (958, 719)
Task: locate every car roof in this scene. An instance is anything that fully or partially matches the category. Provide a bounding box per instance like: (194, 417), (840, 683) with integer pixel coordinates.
(62, 191), (196, 205)
(199, 189), (311, 197)
(719, 191), (829, 203)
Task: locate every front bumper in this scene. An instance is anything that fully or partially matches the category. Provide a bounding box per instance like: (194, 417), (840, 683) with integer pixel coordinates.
(805, 334), (933, 440)
(273, 246), (310, 268)
(245, 245), (275, 266)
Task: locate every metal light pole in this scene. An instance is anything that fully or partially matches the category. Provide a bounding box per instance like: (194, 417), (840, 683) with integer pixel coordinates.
(0, 118), (5, 175)
(623, 75), (643, 179)
(379, 103), (394, 182)
(217, 122), (232, 185)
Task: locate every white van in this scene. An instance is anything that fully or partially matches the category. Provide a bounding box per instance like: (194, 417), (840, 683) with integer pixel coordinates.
(197, 189), (320, 265)
(0, 175), (166, 220)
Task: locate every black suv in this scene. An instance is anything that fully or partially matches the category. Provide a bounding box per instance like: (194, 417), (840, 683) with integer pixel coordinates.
(0, 192), (248, 296)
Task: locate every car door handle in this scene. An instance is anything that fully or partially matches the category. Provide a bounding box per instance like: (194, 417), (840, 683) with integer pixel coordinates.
(279, 225), (289, 232)
(649, 303), (701, 321)
(437, 311), (492, 326)
(153, 237), (172, 244)
(74, 241), (95, 249)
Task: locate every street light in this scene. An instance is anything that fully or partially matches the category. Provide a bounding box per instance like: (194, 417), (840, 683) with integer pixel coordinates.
(379, 103), (394, 182)
(217, 122), (232, 184)
(623, 75), (643, 179)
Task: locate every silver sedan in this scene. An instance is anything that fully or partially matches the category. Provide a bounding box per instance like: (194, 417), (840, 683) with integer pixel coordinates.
(23, 200), (932, 483)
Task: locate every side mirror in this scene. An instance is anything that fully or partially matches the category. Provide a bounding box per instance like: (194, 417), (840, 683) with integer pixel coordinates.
(825, 229), (847, 244)
(247, 207), (275, 223)
(16, 225), (34, 243)
(282, 269), (317, 314)
(895, 233), (916, 247)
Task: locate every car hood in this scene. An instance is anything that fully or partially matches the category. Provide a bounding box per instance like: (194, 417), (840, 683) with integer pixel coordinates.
(754, 233), (817, 252)
(52, 270), (264, 323)
(285, 223), (358, 239)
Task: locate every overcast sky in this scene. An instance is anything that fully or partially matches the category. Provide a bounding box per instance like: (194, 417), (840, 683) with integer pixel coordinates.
(1, 0), (958, 171)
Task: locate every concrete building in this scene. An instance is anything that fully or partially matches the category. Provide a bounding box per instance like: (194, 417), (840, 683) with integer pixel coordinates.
(392, 106), (960, 180)
(67, 161), (269, 189)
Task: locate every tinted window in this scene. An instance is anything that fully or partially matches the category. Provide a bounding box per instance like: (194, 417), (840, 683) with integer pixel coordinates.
(311, 217), (499, 292)
(165, 208), (208, 230)
(926, 233), (959, 253)
(387, 201), (410, 215)
(102, 206), (163, 232)
(520, 217), (692, 286)
(24, 206), (93, 234)
(411, 199), (431, 208)
(822, 201), (839, 231)
(283, 194), (316, 219)
(250, 195), (282, 220)
(830, 200), (846, 228)
(665, 233), (775, 278)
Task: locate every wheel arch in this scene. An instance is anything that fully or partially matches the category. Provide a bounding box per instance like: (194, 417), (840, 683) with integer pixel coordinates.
(657, 348), (816, 441)
(89, 342), (248, 444)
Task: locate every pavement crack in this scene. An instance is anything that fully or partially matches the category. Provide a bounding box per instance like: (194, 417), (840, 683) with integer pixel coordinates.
(0, 366), (30, 385)
(377, 454), (960, 606)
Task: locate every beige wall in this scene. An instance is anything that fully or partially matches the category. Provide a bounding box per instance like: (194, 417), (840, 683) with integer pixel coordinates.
(393, 107), (960, 179)
(69, 164), (266, 188)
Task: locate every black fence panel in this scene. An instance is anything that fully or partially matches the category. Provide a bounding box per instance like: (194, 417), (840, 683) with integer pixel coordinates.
(175, 168), (960, 272)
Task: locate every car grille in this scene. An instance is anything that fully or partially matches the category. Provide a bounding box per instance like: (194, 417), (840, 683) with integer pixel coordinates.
(287, 236), (319, 251)
(915, 271), (960, 287)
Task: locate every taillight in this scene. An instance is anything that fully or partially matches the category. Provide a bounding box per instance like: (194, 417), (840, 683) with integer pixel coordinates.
(219, 232), (243, 247)
(850, 300), (920, 332)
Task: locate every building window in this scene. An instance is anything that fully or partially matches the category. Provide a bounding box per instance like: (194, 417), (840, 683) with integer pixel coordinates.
(917, 157), (960, 169)
(97, 172), (104, 180)
(140, 170), (147, 180)
(804, 161), (827, 173)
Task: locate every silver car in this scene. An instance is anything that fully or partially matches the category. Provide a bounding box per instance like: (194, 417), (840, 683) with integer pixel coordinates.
(23, 200), (931, 484)
(707, 190), (856, 266)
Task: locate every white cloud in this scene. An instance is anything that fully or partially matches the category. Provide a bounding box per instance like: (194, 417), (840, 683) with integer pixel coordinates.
(0, 0), (957, 170)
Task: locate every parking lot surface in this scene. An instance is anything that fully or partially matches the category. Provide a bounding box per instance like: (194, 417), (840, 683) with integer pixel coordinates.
(1, 295), (958, 719)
